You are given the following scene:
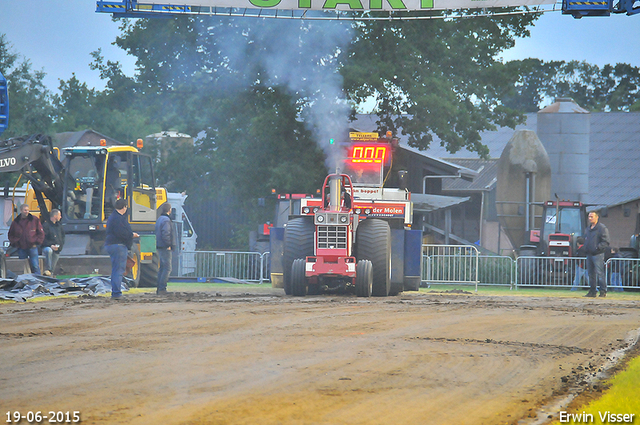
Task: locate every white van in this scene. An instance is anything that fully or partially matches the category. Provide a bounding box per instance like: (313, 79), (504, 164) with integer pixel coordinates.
(166, 192), (197, 276)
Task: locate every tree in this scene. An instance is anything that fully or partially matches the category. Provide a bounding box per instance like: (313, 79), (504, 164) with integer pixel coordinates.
(504, 59), (640, 112)
(106, 17), (333, 248)
(342, 13), (539, 158)
(52, 74), (97, 131)
(0, 34), (54, 137)
(502, 58), (560, 112)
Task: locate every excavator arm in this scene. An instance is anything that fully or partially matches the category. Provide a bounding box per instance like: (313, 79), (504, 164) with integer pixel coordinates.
(0, 134), (65, 222)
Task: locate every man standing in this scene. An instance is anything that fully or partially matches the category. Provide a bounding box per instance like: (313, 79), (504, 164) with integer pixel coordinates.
(105, 199), (139, 300)
(155, 202), (175, 295)
(42, 209), (65, 277)
(583, 211), (610, 298)
(8, 204), (44, 275)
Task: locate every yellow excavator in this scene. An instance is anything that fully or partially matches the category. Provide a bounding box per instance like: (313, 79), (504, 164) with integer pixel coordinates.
(1, 133), (165, 286)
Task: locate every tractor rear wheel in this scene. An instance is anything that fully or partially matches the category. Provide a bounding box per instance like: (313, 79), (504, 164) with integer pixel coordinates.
(283, 218), (314, 295)
(355, 260), (373, 297)
(291, 258), (307, 296)
(356, 219), (391, 297)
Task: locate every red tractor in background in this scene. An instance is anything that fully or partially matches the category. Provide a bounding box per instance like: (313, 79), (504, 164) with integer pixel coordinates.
(518, 199), (588, 284)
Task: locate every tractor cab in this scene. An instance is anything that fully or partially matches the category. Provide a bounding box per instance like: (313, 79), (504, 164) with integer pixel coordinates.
(535, 200), (587, 257)
(321, 173), (353, 212)
(312, 173), (356, 268)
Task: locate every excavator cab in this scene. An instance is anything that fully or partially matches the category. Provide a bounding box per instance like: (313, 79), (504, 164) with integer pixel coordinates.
(62, 146), (158, 225)
(64, 152), (105, 220)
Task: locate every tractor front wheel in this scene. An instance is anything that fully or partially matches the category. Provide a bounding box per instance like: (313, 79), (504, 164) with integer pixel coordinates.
(291, 258), (308, 296)
(355, 260), (373, 297)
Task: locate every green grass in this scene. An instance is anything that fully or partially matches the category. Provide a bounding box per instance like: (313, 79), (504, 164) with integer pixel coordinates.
(550, 354), (640, 425)
(166, 281), (274, 291)
(4, 281), (638, 303)
(420, 283), (640, 300)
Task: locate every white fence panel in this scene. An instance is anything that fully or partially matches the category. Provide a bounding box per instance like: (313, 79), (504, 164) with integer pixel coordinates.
(606, 257), (640, 291)
(477, 256), (514, 287)
(517, 256), (588, 288)
(422, 244), (479, 291)
(178, 251), (269, 282)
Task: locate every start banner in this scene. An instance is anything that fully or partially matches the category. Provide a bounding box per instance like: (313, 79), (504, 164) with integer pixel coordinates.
(98, 0), (556, 13)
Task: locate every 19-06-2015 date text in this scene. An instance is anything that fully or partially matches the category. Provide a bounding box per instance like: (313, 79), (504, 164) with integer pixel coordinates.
(5, 411), (81, 423)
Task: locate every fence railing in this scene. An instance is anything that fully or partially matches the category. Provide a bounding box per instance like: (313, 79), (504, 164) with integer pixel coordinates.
(515, 256), (640, 290)
(179, 251), (270, 283)
(516, 256), (585, 288)
(422, 244), (480, 291)
(176, 248), (640, 290)
(422, 246), (640, 290)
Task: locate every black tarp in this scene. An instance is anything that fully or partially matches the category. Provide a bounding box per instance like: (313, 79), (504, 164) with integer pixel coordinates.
(0, 275), (130, 302)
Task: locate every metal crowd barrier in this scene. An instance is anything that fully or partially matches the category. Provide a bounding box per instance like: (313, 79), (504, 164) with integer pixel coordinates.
(176, 248), (640, 290)
(516, 256), (586, 289)
(604, 257), (640, 291)
(178, 251), (271, 283)
(514, 256), (640, 290)
(476, 255), (515, 287)
(422, 244), (480, 291)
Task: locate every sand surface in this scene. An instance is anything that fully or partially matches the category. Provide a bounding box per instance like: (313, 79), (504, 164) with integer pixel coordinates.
(2, 289), (639, 425)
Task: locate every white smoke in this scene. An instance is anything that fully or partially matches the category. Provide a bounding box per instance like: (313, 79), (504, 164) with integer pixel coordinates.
(200, 18), (354, 172)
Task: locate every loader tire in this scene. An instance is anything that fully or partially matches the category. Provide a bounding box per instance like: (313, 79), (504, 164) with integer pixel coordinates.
(356, 219), (391, 297)
(283, 218), (314, 296)
(291, 258), (307, 296)
(355, 260), (373, 297)
(0, 252), (6, 279)
(127, 244), (141, 288)
(139, 254), (160, 288)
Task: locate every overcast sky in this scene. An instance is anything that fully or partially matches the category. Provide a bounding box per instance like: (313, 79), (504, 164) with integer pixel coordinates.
(1, 0), (639, 92)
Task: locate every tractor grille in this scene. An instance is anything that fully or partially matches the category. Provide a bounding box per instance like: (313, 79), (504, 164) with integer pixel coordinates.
(317, 226), (348, 249)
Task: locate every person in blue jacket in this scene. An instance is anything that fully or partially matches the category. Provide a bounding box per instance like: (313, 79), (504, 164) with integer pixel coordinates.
(105, 198), (138, 300)
(155, 202), (175, 295)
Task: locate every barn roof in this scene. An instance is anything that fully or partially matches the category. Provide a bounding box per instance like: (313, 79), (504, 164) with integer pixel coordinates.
(353, 112), (640, 208)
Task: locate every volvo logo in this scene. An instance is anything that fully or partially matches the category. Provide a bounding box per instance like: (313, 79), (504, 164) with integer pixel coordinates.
(0, 157), (16, 168)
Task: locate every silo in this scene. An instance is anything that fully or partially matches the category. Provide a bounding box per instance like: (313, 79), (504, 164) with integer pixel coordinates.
(537, 98), (590, 202)
(496, 130), (551, 250)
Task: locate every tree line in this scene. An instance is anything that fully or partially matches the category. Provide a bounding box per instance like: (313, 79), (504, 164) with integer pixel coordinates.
(0, 16), (639, 248)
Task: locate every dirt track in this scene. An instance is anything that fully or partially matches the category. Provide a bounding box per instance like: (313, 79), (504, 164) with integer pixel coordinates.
(1, 289), (639, 425)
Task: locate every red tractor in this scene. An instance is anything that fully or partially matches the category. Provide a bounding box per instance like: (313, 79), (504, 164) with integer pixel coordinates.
(279, 132), (422, 297)
(288, 174), (376, 296)
(518, 200), (587, 284)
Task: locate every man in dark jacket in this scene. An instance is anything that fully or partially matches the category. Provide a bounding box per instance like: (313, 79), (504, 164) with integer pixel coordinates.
(105, 199), (139, 300)
(42, 208), (65, 276)
(8, 204), (44, 274)
(583, 210), (610, 298)
(155, 202), (175, 295)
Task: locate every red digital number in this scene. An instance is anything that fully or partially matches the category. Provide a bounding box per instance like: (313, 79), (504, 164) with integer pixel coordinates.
(350, 145), (387, 164)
